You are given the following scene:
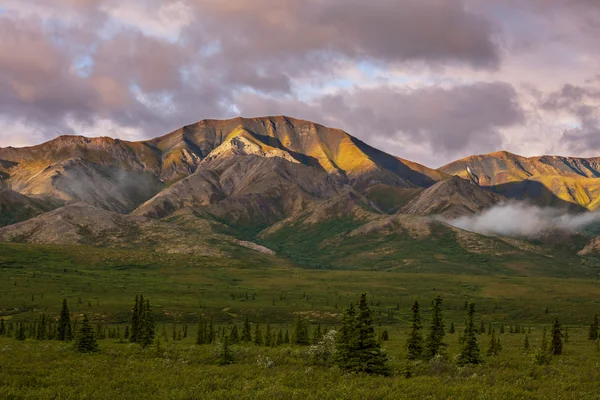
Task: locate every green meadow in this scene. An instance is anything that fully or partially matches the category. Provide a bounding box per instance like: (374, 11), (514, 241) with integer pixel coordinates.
(1, 242), (600, 399)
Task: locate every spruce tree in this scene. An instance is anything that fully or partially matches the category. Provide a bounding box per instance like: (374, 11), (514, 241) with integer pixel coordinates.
(230, 325), (239, 344)
(423, 295), (447, 360)
(500, 323), (505, 334)
(130, 295), (141, 343)
(524, 334), (530, 350)
(406, 300), (423, 360)
(589, 314), (599, 340)
(487, 329), (500, 356)
(242, 315), (252, 343)
(196, 317), (206, 345)
(0, 318), (5, 336)
(218, 336), (234, 365)
(74, 314), (99, 353)
(335, 294), (390, 375)
(16, 323), (26, 341)
(449, 322), (455, 334)
(294, 316), (309, 345)
(57, 298), (72, 341)
(458, 303), (482, 365)
(208, 316), (215, 344)
(479, 320), (485, 334)
(140, 299), (155, 348)
(284, 329), (290, 344)
(254, 323), (263, 346)
(276, 328), (284, 346)
(550, 318), (563, 356)
(265, 324), (272, 347)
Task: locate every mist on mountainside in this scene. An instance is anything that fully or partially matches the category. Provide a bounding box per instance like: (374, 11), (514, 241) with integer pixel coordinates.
(445, 202), (600, 238)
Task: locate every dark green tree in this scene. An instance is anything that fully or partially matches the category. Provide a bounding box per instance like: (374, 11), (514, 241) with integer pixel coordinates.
(335, 294), (390, 375)
(276, 328), (284, 346)
(241, 315), (252, 343)
(550, 318), (563, 356)
(380, 330), (389, 341)
(479, 320), (485, 334)
(284, 329), (290, 344)
(130, 295), (141, 343)
(293, 316), (310, 345)
(449, 322), (455, 334)
(589, 314), (599, 340)
(254, 323), (263, 346)
(139, 299), (155, 348)
(16, 323), (26, 341)
(207, 316), (215, 344)
(487, 329), (501, 356)
(406, 300), (423, 360)
(524, 334), (530, 350)
(74, 314), (99, 353)
(36, 314), (47, 340)
(218, 336), (235, 365)
(57, 298), (72, 341)
(423, 295), (447, 360)
(0, 318), (5, 336)
(458, 303), (482, 365)
(230, 325), (239, 344)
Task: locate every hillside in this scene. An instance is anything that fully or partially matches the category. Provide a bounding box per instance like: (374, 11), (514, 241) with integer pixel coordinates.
(0, 116), (598, 275)
(439, 151), (600, 209)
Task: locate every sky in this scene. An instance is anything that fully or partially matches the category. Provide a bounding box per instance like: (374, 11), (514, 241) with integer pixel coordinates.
(1, 0), (599, 168)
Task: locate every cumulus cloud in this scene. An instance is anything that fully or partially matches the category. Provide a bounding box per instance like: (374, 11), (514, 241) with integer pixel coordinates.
(446, 202), (600, 237)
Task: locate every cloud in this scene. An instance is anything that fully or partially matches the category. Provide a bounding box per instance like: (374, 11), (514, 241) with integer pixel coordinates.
(236, 81), (524, 166)
(446, 202), (600, 237)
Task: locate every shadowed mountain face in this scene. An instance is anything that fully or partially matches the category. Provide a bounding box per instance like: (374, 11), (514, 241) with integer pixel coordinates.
(439, 151), (600, 210)
(1, 116), (599, 275)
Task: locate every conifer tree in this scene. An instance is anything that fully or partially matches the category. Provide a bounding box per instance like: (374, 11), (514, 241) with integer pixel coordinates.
(265, 324), (272, 347)
(479, 320), (485, 334)
(57, 298), (72, 341)
(230, 325), (239, 344)
(0, 318), (5, 336)
(589, 314), (599, 340)
(276, 328), (284, 346)
(139, 299), (155, 348)
(207, 316), (215, 344)
(254, 323), (263, 346)
(500, 323), (505, 334)
(124, 326), (130, 340)
(449, 322), (455, 334)
(488, 322), (492, 335)
(218, 336), (234, 365)
(16, 323), (26, 341)
(130, 295), (141, 343)
(242, 315), (252, 343)
(524, 334), (530, 350)
(36, 314), (47, 340)
(294, 316), (310, 345)
(284, 329), (290, 344)
(335, 294), (390, 375)
(197, 317), (207, 345)
(313, 323), (322, 345)
(380, 330), (389, 341)
(487, 329), (501, 356)
(550, 318), (563, 356)
(458, 302), (482, 365)
(541, 327), (548, 352)
(75, 314), (99, 353)
(423, 295), (447, 360)
(406, 300), (423, 360)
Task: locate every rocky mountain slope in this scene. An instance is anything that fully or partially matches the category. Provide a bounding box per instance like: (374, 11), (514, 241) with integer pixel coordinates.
(439, 151), (600, 210)
(1, 116), (599, 274)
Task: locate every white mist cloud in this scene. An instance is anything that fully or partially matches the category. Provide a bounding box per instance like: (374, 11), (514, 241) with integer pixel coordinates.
(446, 202), (600, 237)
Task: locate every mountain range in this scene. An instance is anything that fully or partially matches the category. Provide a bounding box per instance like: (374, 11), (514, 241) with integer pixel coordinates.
(1, 116), (599, 275)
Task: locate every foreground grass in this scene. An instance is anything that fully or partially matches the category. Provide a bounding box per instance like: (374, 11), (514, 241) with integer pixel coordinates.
(1, 329), (600, 399)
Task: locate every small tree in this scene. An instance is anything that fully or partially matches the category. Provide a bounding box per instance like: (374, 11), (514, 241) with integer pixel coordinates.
(57, 298), (72, 341)
(406, 300), (423, 360)
(242, 315), (252, 343)
(230, 325), (239, 344)
(589, 314), (599, 341)
(457, 302), (482, 365)
(74, 314), (99, 353)
(449, 322), (455, 334)
(16, 323), (26, 341)
(218, 336), (235, 365)
(139, 299), (155, 348)
(524, 334), (530, 350)
(254, 323), (263, 346)
(0, 318), (5, 336)
(487, 328), (501, 356)
(423, 295), (447, 360)
(550, 318), (563, 356)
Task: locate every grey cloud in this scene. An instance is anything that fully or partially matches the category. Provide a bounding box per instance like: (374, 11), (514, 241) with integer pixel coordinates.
(236, 82), (524, 166)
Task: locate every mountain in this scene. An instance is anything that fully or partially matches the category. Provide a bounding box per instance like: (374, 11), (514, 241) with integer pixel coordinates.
(439, 151), (600, 210)
(400, 176), (504, 218)
(0, 116), (597, 276)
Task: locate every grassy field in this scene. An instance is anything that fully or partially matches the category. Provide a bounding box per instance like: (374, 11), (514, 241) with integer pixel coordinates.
(1, 242), (600, 398)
